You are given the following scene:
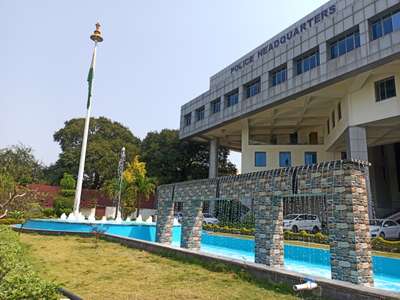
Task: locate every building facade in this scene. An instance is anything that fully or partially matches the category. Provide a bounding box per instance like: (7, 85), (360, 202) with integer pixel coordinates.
(179, 0), (400, 218)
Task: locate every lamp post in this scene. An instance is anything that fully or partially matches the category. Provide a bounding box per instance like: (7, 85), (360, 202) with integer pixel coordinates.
(73, 23), (104, 218)
(115, 147), (126, 219)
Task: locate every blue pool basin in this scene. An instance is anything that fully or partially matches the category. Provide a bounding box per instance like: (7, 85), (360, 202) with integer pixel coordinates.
(16, 219), (400, 293)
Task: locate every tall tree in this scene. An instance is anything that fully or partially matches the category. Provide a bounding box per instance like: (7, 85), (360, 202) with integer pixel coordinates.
(141, 129), (237, 184)
(47, 117), (141, 188)
(0, 144), (44, 185)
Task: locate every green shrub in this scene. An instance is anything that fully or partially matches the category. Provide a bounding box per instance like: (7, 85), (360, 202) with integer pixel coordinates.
(0, 218), (24, 225)
(371, 237), (400, 253)
(23, 203), (44, 219)
(53, 196), (73, 217)
(0, 226), (58, 299)
(42, 208), (56, 218)
(7, 210), (24, 219)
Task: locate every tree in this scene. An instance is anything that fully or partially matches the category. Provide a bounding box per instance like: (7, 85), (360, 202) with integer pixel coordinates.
(141, 129), (237, 184)
(113, 156), (155, 218)
(47, 117), (141, 188)
(0, 173), (41, 219)
(0, 144), (44, 185)
(53, 173), (76, 216)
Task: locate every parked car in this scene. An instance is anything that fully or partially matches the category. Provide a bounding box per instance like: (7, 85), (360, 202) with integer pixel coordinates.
(203, 213), (219, 225)
(370, 219), (400, 240)
(283, 214), (321, 233)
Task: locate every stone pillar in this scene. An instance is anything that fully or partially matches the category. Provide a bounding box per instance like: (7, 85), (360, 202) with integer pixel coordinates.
(181, 199), (203, 250)
(155, 186), (175, 244)
(345, 126), (374, 218)
(328, 165), (373, 286)
(208, 138), (219, 216)
(254, 194), (284, 267)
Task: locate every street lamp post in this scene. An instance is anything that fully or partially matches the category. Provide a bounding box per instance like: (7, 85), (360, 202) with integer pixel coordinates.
(115, 147), (126, 220)
(73, 23), (104, 218)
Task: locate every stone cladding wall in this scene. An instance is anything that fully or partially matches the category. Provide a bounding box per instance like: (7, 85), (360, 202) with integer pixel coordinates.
(155, 160), (373, 286)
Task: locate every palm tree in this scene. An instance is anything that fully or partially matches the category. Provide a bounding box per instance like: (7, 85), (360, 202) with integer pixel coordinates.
(134, 175), (155, 218)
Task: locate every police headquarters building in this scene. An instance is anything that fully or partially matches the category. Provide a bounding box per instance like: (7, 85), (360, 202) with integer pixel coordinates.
(179, 0), (400, 218)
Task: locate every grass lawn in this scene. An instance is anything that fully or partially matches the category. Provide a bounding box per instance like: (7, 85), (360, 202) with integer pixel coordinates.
(19, 233), (316, 300)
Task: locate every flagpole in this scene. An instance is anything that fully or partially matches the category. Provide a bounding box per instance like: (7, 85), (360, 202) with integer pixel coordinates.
(73, 23), (103, 218)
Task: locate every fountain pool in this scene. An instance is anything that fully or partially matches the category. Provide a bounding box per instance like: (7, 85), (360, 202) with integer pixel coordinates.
(15, 219), (400, 293)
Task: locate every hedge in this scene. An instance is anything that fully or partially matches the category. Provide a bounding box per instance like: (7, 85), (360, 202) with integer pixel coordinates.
(0, 225), (59, 299)
(0, 218), (24, 225)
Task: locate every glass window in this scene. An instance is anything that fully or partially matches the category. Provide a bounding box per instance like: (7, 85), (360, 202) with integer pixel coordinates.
(393, 11), (400, 31)
(271, 67), (287, 87)
(372, 21), (383, 40)
(279, 152), (291, 167)
(305, 152), (317, 165)
(184, 113), (192, 126)
(246, 79), (261, 98)
(354, 32), (361, 48)
(327, 119), (330, 134)
(330, 42), (338, 59)
(255, 152), (267, 167)
(338, 38), (346, 56)
(371, 9), (400, 40)
(195, 106), (205, 122)
(295, 50), (319, 75)
(375, 76), (397, 101)
(210, 99), (221, 114)
(226, 90), (239, 107)
(346, 35), (354, 52)
(331, 110), (335, 128)
(289, 132), (298, 145)
(338, 102), (342, 120)
(383, 16), (393, 35)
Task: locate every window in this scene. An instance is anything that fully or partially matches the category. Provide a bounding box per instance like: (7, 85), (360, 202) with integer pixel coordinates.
(375, 76), (396, 102)
(341, 152), (347, 160)
(371, 9), (400, 40)
(270, 66), (287, 86)
(226, 90), (239, 107)
(289, 132), (298, 145)
(184, 113), (192, 126)
(279, 152), (291, 167)
(245, 78), (261, 98)
(326, 119), (330, 134)
(210, 98), (221, 114)
(331, 110), (336, 128)
(295, 49), (320, 75)
(309, 132), (318, 145)
(255, 152), (267, 167)
(338, 102), (342, 120)
(305, 152), (317, 165)
(195, 106), (205, 122)
(330, 30), (361, 59)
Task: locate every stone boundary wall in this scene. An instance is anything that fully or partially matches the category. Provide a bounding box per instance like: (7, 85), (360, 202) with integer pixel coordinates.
(155, 160), (373, 286)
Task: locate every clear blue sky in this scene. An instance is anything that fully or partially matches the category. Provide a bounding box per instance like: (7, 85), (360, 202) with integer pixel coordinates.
(1, 0), (327, 169)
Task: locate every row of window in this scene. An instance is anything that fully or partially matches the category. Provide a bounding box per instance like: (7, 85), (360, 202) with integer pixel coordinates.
(254, 151), (317, 168)
(371, 9), (400, 40)
(184, 7), (400, 127)
(326, 76), (397, 135)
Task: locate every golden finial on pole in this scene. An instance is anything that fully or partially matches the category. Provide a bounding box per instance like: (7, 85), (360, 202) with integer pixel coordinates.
(90, 22), (103, 43)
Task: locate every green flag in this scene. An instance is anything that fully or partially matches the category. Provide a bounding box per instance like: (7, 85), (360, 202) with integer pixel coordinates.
(86, 48), (96, 109)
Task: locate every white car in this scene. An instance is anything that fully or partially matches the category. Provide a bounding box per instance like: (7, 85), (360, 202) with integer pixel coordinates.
(370, 219), (400, 240)
(203, 213), (219, 225)
(283, 214), (321, 234)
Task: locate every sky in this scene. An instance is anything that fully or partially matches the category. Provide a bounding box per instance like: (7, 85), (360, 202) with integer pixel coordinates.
(0, 0), (327, 170)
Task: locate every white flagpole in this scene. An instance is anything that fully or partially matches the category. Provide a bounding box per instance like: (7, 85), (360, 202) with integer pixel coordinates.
(73, 24), (103, 218)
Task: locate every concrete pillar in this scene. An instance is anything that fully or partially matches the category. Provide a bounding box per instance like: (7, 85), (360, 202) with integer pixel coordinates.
(328, 165), (373, 286)
(345, 126), (374, 218)
(254, 195), (284, 267)
(155, 186), (175, 244)
(208, 138), (219, 215)
(209, 138), (219, 178)
(181, 199), (203, 250)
